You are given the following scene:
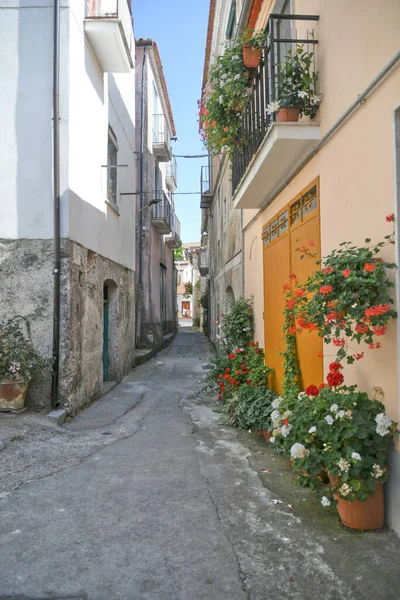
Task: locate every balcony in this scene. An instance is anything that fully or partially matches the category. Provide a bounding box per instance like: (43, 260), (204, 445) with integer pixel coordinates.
(199, 246), (209, 277)
(165, 212), (181, 248)
(151, 190), (171, 234)
(152, 115), (171, 162)
(232, 14), (320, 209)
(84, 1), (134, 73)
(200, 165), (213, 209)
(166, 155), (177, 191)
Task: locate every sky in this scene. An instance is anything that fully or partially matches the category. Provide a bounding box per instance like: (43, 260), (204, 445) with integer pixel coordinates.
(134, 0), (210, 244)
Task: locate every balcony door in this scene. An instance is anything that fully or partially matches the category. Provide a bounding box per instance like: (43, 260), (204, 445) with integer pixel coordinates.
(262, 178), (322, 394)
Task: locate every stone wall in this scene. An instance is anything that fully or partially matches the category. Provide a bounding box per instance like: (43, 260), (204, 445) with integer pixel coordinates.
(0, 238), (135, 414)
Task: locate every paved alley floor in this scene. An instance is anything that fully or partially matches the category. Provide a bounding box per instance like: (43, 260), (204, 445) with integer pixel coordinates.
(1, 327), (400, 600)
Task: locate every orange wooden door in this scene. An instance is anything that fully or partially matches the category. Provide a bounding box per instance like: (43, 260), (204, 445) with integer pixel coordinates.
(263, 179), (322, 393)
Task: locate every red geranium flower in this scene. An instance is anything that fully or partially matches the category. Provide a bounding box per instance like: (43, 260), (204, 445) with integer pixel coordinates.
(236, 348), (242, 354)
(386, 214), (394, 222)
(225, 367), (231, 372)
(342, 269), (351, 278)
(235, 370), (241, 375)
(218, 395), (222, 401)
(355, 323), (369, 334)
(246, 380), (251, 386)
(373, 325), (387, 336)
(283, 419), (289, 426)
(319, 383), (327, 389)
(329, 362), (343, 372)
(228, 353), (235, 360)
(286, 299), (297, 310)
(363, 263), (376, 273)
(365, 304), (391, 318)
(217, 375), (222, 380)
(327, 371), (344, 388)
(305, 384), (320, 396)
(322, 266), (334, 275)
(320, 285), (333, 294)
(283, 283), (290, 291)
(224, 373), (230, 380)
(249, 342), (256, 347)
(295, 288), (305, 298)
(354, 353), (364, 361)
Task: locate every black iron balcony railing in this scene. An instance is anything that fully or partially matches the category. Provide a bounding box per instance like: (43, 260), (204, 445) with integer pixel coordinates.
(200, 165), (213, 209)
(166, 212), (181, 247)
(166, 155), (177, 190)
(151, 190), (171, 233)
(232, 14), (319, 194)
(199, 246), (209, 276)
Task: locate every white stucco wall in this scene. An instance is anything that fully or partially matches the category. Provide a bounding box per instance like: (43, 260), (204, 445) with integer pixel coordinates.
(0, 0), (136, 270)
(0, 1), (68, 239)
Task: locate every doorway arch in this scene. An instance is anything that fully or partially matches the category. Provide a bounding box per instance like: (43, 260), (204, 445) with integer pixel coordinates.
(103, 279), (118, 382)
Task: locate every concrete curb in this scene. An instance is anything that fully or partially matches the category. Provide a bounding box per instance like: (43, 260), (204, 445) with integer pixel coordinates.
(133, 331), (176, 368)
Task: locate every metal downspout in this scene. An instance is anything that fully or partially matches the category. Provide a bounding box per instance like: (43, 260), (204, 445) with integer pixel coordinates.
(139, 46), (147, 286)
(51, 0), (61, 409)
(243, 50), (400, 233)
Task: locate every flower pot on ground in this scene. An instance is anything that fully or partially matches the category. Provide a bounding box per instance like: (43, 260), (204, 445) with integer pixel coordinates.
(329, 474), (384, 531)
(242, 46), (262, 68)
(0, 316), (47, 412)
(277, 107), (301, 122)
(0, 377), (29, 412)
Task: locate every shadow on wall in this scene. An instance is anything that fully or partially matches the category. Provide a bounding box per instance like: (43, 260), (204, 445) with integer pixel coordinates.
(225, 285), (235, 311)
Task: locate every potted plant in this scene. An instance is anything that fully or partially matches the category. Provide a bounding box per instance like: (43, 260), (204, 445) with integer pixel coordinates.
(267, 45), (321, 123)
(239, 28), (268, 69)
(0, 316), (47, 412)
(272, 380), (398, 530)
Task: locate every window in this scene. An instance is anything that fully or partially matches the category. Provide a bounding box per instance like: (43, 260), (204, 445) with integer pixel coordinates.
(226, 1), (236, 41)
(107, 127), (118, 206)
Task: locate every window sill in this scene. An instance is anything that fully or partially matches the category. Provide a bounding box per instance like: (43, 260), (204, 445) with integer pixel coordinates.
(105, 198), (120, 215)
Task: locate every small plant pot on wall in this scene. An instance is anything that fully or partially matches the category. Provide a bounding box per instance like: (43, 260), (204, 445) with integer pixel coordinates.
(242, 46), (262, 68)
(0, 378), (29, 412)
(329, 475), (384, 531)
(277, 107), (301, 123)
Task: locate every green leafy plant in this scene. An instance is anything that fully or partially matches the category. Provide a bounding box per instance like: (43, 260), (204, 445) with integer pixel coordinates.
(222, 385), (278, 430)
(217, 297), (254, 354)
(183, 282), (193, 298)
(267, 45), (321, 119)
(0, 316), (47, 382)
(271, 384), (398, 503)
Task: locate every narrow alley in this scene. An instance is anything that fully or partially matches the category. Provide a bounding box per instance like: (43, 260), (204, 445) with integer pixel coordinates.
(1, 328), (399, 600)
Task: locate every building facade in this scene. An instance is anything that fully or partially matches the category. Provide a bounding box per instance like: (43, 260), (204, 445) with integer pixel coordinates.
(135, 40), (180, 349)
(201, 0), (400, 534)
(176, 243), (201, 323)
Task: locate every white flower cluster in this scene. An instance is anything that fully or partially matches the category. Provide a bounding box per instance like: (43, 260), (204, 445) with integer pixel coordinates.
(9, 362), (21, 374)
(271, 409), (282, 427)
(266, 101), (280, 115)
(324, 415), (334, 425)
(321, 496), (331, 507)
(290, 443), (308, 459)
(339, 483), (352, 497)
(310, 94), (323, 105)
(271, 397), (282, 410)
(375, 413), (392, 437)
(330, 404), (339, 413)
(338, 458), (351, 473)
(298, 392), (307, 400)
(372, 464), (385, 479)
(308, 426), (317, 434)
(329, 404), (353, 422)
(242, 327), (251, 332)
(298, 90), (308, 99)
(281, 424), (292, 438)
(351, 452), (361, 461)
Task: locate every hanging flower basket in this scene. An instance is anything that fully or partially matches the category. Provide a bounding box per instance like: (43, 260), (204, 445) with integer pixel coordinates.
(329, 474), (384, 531)
(242, 46), (262, 68)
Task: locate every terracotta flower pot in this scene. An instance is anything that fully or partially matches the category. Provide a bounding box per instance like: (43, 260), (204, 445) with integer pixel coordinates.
(0, 378), (29, 412)
(262, 430), (272, 442)
(329, 474), (384, 531)
(276, 107), (301, 123)
(242, 46), (262, 69)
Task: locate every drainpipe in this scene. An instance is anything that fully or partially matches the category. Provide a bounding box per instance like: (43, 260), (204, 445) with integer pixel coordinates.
(236, 0), (254, 36)
(243, 50), (400, 234)
(51, 0), (61, 409)
(139, 46), (147, 286)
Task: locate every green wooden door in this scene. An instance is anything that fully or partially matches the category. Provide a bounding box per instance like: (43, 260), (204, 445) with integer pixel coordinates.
(103, 288), (109, 382)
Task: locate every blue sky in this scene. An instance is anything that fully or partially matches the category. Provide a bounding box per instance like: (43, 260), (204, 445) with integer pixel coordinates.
(134, 0), (210, 244)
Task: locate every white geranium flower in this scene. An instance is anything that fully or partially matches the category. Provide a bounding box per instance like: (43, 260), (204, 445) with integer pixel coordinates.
(234, 73), (241, 80)
(298, 90), (308, 99)
(283, 410), (292, 419)
(339, 483), (352, 497)
(338, 458), (351, 472)
(330, 404), (339, 413)
(324, 415), (334, 425)
(372, 464), (385, 478)
(321, 496), (331, 507)
(270, 436), (275, 443)
(281, 424), (292, 438)
(375, 413), (392, 428)
(290, 442), (308, 459)
(272, 428), (281, 437)
(221, 73), (227, 80)
(218, 95), (224, 104)
(335, 410), (346, 420)
(376, 424), (390, 437)
(351, 452), (361, 461)
(271, 398), (281, 410)
(270, 410), (281, 423)
(242, 327), (251, 332)
(216, 334), (221, 340)
(298, 392), (306, 400)
(266, 101), (280, 115)
(308, 426), (317, 434)
(310, 94), (323, 105)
